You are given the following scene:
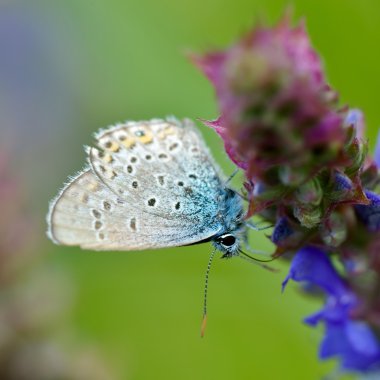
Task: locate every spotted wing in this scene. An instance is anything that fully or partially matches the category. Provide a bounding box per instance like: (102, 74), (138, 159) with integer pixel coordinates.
(47, 118), (225, 251)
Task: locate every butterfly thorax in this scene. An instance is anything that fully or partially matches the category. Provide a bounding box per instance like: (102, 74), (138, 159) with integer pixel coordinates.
(211, 188), (245, 257)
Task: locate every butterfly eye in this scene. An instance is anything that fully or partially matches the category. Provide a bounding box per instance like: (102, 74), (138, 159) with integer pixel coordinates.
(219, 234), (236, 247)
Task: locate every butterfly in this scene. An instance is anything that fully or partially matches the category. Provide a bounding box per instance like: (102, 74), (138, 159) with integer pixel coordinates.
(46, 117), (272, 335)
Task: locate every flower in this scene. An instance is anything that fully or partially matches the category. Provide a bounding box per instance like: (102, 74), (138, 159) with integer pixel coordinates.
(283, 247), (380, 372)
(194, 15), (380, 376)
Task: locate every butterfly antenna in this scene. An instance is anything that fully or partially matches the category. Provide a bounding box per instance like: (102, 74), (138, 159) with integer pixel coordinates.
(201, 248), (217, 338)
(238, 249), (279, 273)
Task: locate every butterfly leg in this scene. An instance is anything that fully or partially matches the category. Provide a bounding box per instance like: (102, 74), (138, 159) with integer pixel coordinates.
(221, 252), (234, 259)
(245, 221), (273, 231)
(242, 230), (272, 256)
(223, 168), (239, 187)
(243, 243), (272, 256)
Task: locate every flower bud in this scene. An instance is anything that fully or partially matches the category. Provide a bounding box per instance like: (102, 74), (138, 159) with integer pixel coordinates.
(355, 191), (380, 232)
(271, 217), (293, 245)
(295, 178), (323, 206)
(293, 204), (322, 228)
(320, 212), (348, 247)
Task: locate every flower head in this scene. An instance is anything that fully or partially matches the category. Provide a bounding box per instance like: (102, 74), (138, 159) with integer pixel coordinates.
(194, 17), (347, 185)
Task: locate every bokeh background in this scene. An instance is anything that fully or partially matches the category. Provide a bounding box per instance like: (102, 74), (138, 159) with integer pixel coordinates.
(2, 0), (380, 379)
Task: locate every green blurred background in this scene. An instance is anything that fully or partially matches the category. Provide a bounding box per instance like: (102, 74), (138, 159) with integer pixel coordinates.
(2, 0), (380, 379)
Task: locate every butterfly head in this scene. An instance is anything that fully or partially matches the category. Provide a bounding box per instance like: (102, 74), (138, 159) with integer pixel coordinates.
(209, 187), (246, 257)
(212, 233), (241, 257)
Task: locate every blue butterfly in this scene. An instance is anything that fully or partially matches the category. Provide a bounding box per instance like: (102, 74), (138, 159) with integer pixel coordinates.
(47, 117), (272, 335)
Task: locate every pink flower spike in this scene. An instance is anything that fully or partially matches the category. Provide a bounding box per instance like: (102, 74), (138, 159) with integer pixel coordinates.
(194, 17), (346, 185)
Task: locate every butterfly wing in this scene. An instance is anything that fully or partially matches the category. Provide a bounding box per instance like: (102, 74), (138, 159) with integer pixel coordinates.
(47, 118), (226, 251)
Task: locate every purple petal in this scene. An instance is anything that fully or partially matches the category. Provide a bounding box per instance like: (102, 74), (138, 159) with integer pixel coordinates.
(304, 296), (354, 326)
(320, 321), (380, 371)
(304, 310), (325, 326)
(320, 322), (350, 360)
(347, 321), (380, 357)
(282, 246), (348, 298)
(374, 129), (380, 169)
